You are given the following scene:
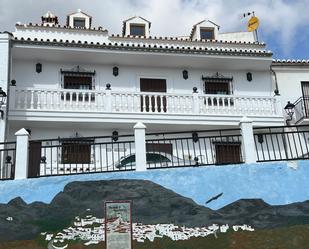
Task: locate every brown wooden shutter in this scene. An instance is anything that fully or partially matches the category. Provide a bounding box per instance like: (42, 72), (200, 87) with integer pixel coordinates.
(215, 143), (241, 164)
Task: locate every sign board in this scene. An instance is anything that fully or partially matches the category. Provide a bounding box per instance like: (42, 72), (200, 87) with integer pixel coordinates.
(105, 201), (132, 249)
(247, 16), (259, 32)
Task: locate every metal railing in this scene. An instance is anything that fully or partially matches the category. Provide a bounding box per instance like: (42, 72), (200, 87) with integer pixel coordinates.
(0, 141), (16, 180)
(28, 134), (135, 178)
(254, 125), (309, 162)
(145, 129), (243, 169)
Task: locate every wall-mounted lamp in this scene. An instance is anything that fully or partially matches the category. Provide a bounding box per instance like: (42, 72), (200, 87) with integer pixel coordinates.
(257, 134), (264, 144)
(5, 156), (12, 164)
(284, 101), (295, 124)
(112, 131), (119, 142)
(193, 87), (198, 93)
(113, 66), (119, 77)
(182, 70), (188, 80)
(246, 72), (252, 82)
(36, 63), (42, 73)
(192, 131), (199, 143)
(0, 87), (7, 120)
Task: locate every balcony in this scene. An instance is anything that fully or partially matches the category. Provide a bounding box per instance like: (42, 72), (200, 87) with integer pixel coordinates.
(8, 87), (283, 126)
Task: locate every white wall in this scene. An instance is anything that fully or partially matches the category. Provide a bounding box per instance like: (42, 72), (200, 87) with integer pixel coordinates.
(274, 68), (309, 106)
(12, 59), (273, 96)
(218, 32), (256, 43)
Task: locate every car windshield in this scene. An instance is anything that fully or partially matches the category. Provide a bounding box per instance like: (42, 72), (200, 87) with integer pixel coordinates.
(119, 153), (171, 167)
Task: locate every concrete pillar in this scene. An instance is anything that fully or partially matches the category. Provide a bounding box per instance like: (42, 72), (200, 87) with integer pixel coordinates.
(239, 117), (257, 164)
(14, 128), (30, 179)
(134, 122), (147, 171)
(0, 33), (12, 142)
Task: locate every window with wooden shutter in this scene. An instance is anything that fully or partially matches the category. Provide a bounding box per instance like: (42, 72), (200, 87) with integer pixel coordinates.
(61, 141), (92, 164)
(215, 143), (242, 165)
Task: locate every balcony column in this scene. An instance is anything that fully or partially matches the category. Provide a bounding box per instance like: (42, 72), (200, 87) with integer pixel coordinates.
(14, 128), (30, 179)
(192, 87), (200, 114)
(105, 83), (112, 112)
(134, 122), (147, 171)
(239, 116), (257, 164)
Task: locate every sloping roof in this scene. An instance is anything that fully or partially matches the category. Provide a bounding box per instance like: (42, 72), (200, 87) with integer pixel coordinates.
(67, 9), (92, 18)
(272, 59), (309, 66)
(13, 36), (273, 58)
(123, 16), (151, 24)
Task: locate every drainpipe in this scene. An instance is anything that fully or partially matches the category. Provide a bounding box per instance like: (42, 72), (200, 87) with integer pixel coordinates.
(270, 65), (279, 96)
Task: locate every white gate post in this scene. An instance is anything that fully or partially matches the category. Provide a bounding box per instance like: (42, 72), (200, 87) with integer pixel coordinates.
(134, 122), (147, 171)
(14, 128), (30, 179)
(239, 117), (257, 164)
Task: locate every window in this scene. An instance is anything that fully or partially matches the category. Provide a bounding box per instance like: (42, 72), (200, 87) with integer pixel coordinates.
(62, 75), (94, 101)
(215, 143), (242, 165)
(61, 141), (92, 164)
(130, 24), (145, 36)
(73, 18), (86, 28)
(204, 82), (230, 95)
(200, 28), (214, 40)
(63, 76), (92, 90)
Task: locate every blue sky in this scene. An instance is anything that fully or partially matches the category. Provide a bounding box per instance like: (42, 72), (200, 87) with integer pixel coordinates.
(0, 0), (308, 59)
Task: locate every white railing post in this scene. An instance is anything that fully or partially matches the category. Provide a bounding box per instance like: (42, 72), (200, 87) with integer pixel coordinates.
(192, 87), (200, 114)
(14, 128), (30, 179)
(105, 84), (112, 112)
(134, 122), (147, 171)
(239, 117), (257, 164)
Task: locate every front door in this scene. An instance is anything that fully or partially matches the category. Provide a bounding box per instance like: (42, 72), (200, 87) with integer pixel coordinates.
(140, 78), (167, 112)
(301, 82), (309, 117)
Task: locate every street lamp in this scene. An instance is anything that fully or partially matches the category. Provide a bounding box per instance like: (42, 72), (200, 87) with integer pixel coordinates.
(284, 101), (295, 124)
(0, 87), (7, 119)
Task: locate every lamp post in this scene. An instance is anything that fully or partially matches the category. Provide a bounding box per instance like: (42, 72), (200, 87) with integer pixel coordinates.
(284, 101), (295, 125)
(0, 87), (7, 119)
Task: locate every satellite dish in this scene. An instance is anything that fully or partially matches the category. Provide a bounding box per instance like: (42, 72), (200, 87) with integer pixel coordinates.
(247, 16), (259, 32)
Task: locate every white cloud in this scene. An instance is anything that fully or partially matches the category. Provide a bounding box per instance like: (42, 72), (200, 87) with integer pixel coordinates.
(0, 0), (309, 57)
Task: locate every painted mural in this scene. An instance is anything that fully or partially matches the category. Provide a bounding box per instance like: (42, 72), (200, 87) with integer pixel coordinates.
(0, 161), (309, 248)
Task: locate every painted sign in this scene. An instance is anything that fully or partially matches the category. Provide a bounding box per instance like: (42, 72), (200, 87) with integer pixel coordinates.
(105, 201), (132, 249)
(247, 16), (259, 31)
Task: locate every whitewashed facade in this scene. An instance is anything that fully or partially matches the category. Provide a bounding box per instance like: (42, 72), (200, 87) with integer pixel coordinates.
(0, 10), (284, 143)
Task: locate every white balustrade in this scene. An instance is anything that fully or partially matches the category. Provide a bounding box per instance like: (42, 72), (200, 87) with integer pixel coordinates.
(12, 88), (278, 117)
(13, 88), (106, 112)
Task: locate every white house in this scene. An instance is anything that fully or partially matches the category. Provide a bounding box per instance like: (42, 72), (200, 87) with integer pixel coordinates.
(0, 9), (295, 179)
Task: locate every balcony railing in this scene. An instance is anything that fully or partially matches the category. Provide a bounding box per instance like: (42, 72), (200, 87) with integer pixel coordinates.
(10, 87), (279, 117)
